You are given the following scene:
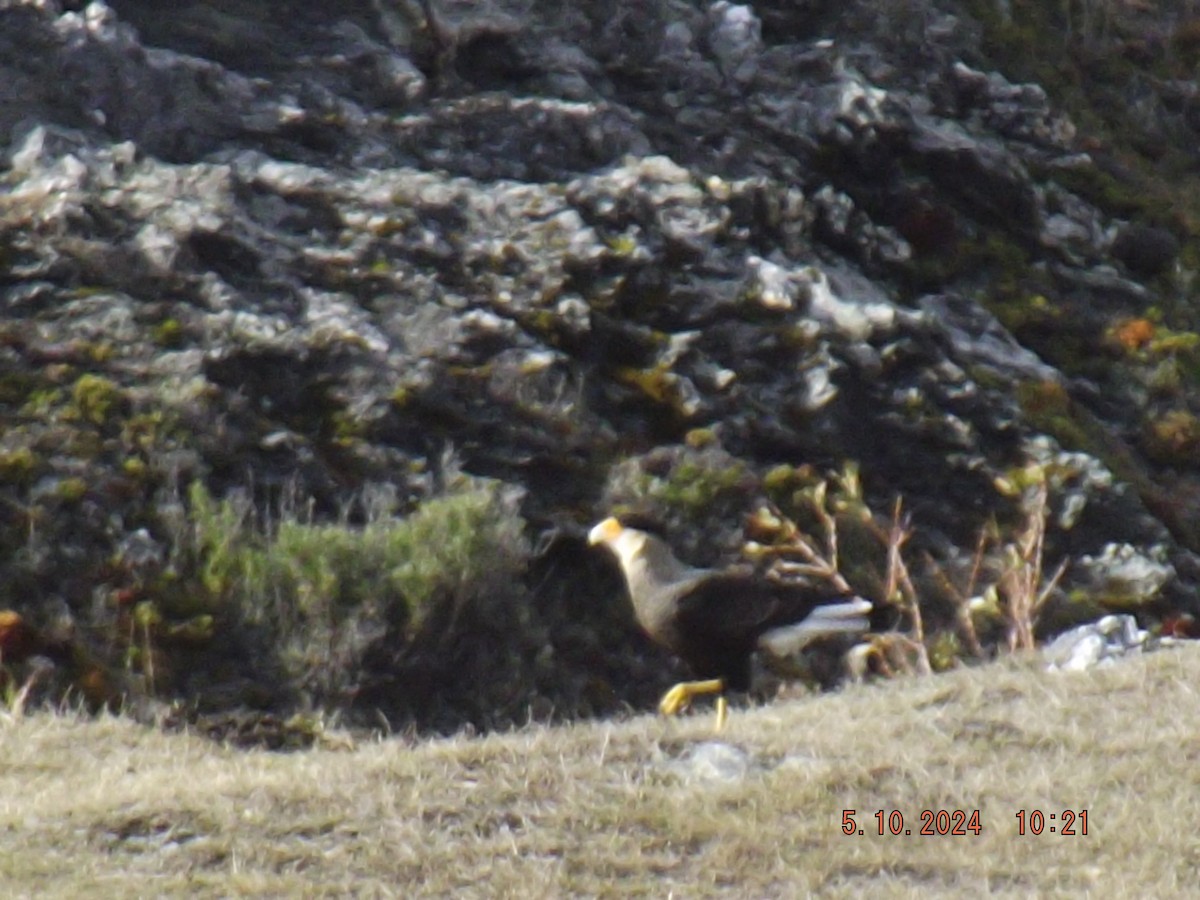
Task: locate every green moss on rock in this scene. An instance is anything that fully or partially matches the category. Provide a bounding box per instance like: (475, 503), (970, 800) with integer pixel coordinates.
(0, 447), (38, 484)
(71, 374), (124, 426)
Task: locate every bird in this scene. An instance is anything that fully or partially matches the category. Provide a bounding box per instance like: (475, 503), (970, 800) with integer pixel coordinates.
(588, 515), (875, 730)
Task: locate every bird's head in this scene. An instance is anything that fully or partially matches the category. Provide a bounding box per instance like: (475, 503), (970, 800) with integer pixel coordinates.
(588, 516), (647, 568)
(588, 515), (698, 586)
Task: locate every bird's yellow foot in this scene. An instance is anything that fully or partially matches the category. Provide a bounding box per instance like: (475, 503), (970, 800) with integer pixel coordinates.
(658, 678), (726, 723)
(713, 694), (728, 732)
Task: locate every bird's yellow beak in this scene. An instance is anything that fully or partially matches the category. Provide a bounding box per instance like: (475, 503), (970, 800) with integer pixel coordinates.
(588, 517), (623, 546)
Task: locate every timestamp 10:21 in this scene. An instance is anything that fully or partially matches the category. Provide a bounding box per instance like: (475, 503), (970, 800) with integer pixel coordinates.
(1015, 809), (1088, 835)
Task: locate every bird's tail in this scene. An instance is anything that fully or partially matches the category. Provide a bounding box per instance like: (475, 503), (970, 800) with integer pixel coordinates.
(759, 598), (873, 657)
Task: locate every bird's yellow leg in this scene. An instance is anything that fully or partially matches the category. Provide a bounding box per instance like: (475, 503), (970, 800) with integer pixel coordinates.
(714, 694), (728, 732)
(658, 679), (725, 717)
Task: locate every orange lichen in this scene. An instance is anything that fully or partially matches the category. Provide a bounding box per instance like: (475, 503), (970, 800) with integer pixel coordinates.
(1110, 317), (1155, 351)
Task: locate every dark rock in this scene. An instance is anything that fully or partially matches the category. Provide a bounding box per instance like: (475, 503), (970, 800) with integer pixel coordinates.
(1111, 224), (1180, 278)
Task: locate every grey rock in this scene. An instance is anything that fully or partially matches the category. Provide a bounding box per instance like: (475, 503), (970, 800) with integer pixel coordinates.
(1075, 544), (1176, 608)
(1044, 614), (1176, 673)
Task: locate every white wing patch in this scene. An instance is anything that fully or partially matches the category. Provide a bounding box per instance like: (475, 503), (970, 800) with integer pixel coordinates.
(758, 598), (872, 657)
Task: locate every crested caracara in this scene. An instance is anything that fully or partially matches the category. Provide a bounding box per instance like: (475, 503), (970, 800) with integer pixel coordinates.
(588, 516), (873, 729)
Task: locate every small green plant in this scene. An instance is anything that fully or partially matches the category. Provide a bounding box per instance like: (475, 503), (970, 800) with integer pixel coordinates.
(186, 481), (252, 599)
(20, 387), (63, 419)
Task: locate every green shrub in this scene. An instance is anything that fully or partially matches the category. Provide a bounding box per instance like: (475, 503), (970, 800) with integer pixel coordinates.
(183, 477), (530, 706)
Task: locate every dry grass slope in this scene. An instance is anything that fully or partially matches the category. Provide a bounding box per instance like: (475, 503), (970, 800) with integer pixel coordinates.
(2, 647), (1199, 898)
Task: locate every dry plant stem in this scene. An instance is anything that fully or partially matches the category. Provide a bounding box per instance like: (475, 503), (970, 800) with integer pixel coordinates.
(853, 496), (932, 674)
(1005, 488), (1038, 652)
(1003, 482), (1066, 652)
(966, 527), (989, 598)
(811, 485), (842, 582)
(880, 498), (932, 675)
(142, 619), (156, 696)
(759, 499), (853, 594)
(939, 572), (987, 660)
(761, 493), (932, 675)
(959, 529), (990, 658)
(922, 536), (987, 659)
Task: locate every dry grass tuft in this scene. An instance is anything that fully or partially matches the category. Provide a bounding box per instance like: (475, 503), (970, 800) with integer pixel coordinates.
(2, 647), (1198, 897)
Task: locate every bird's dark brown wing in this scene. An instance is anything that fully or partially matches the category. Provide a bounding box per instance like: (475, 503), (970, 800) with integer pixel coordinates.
(654, 567), (863, 691)
(672, 569), (848, 642)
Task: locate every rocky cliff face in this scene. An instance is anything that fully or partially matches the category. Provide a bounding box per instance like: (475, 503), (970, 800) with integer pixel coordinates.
(2, 0), (1198, 731)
